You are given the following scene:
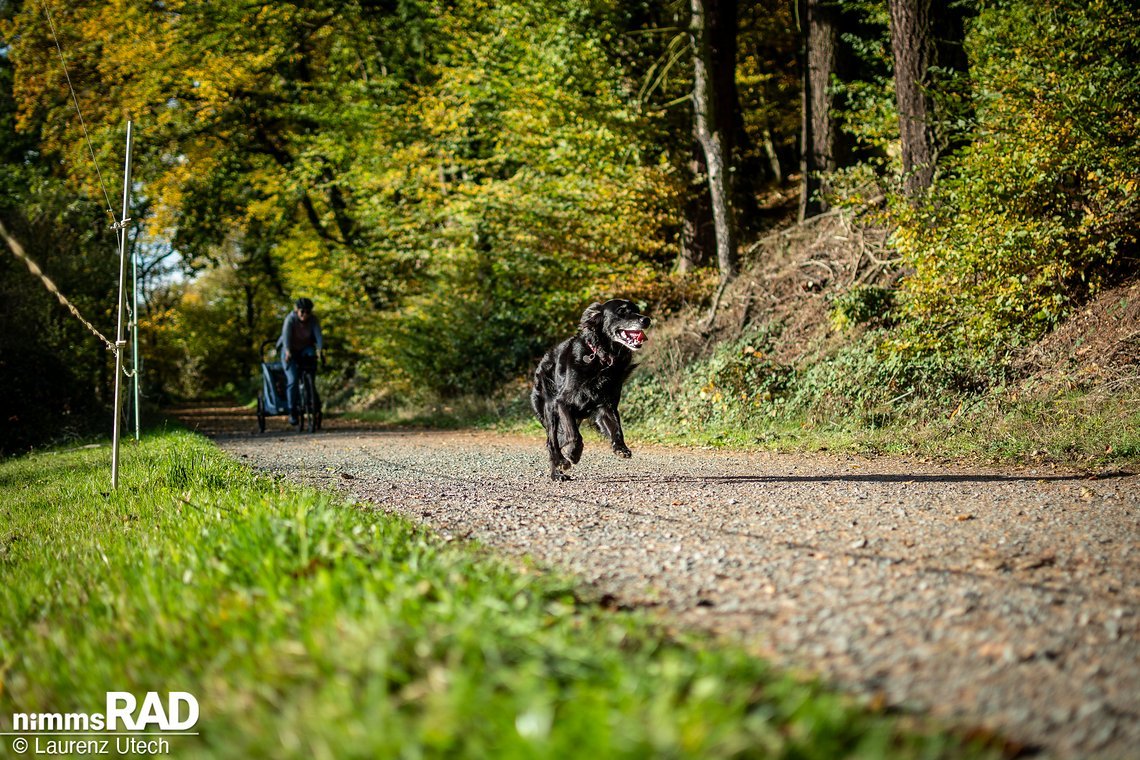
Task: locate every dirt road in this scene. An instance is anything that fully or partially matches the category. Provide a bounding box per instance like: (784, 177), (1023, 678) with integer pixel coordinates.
(177, 405), (1140, 759)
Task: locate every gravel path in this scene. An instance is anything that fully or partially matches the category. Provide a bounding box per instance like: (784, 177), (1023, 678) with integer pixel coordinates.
(178, 405), (1140, 759)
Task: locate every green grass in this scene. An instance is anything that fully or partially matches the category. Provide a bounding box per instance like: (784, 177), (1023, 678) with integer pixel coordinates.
(0, 430), (999, 758)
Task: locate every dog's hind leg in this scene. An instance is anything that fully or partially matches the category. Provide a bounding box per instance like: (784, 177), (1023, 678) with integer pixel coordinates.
(592, 408), (613, 438)
(595, 406), (631, 458)
(543, 403), (572, 480)
(556, 403), (584, 464)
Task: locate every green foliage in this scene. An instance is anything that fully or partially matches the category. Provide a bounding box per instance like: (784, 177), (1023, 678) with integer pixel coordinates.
(333, 0), (684, 398)
(625, 325), (795, 435)
(625, 322), (1003, 448)
(704, 334), (796, 406)
(0, 430), (997, 758)
(736, 1), (802, 184)
(831, 0), (898, 165)
(787, 333), (1000, 423)
(830, 285), (896, 331)
(623, 0), (1140, 464)
(0, 185), (117, 450)
(3, 0), (700, 403)
(891, 0), (1140, 355)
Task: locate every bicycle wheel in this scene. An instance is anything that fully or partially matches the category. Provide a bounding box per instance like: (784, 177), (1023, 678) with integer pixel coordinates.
(295, 375), (307, 432)
(301, 372), (317, 433)
(314, 386), (323, 431)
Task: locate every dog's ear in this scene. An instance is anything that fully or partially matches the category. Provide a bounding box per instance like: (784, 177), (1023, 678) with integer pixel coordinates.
(578, 302), (605, 334)
(578, 301), (614, 364)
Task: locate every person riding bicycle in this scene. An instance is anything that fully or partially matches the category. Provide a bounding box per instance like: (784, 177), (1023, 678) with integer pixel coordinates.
(279, 297), (324, 425)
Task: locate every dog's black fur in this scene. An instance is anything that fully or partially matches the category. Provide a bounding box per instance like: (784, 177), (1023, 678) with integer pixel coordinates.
(531, 299), (651, 481)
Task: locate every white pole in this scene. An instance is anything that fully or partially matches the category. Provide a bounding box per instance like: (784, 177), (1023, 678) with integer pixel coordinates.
(111, 120), (134, 489)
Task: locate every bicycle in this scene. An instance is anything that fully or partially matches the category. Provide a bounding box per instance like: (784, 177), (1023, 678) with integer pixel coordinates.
(294, 349), (323, 433)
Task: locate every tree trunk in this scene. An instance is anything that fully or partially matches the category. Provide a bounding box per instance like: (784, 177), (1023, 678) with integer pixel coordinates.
(888, 0), (935, 197)
(888, 0), (970, 198)
(711, 0), (765, 231)
(690, 0), (739, 283)
(679, 148), (715, 274)
(798, 0), (845, 220)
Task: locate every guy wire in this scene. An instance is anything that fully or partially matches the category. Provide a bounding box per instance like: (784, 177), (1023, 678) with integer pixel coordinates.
(38, 0), (118, 225)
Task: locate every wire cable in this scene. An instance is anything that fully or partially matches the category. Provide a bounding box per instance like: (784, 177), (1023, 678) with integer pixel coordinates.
(38, 0), (118, 225)
(0, 218), (116, 351)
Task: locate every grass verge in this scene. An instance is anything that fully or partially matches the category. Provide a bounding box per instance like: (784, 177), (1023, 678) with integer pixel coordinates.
(623, 384), (1140, 467)
(0, 429), (1000, 758)
(613, 325), (1140, 467)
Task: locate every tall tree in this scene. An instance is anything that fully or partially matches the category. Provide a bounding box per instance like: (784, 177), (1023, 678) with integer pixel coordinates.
(887, 0), (970, 198)
(669, 0), (798, 272)
(798, 0), (851, 220)
(690, 0), (739, 282)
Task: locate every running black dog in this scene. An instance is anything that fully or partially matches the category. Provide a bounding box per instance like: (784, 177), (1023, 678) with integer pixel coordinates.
(531, 299), (651, 481)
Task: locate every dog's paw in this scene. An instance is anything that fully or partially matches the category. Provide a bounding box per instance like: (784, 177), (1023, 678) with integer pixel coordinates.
(549, 470), (571, 482)
(613, 444), (632, 458)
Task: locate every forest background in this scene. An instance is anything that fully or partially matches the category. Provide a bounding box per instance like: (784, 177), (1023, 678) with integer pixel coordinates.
(1, 0), (1136, 455)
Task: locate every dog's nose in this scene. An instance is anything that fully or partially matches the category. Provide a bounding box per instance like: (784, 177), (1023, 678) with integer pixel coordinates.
(640, 316), (651, 328)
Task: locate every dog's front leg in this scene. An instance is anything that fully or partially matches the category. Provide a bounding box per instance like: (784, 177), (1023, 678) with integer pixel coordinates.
(595, 406), (631, 458)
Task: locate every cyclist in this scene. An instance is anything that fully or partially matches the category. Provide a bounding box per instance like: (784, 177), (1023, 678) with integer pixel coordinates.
(279, 297), (324, 425)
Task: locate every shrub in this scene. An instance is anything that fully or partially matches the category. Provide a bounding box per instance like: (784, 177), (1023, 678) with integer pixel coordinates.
(891, 0), (1140, 356)
(830, 285), (896, 331)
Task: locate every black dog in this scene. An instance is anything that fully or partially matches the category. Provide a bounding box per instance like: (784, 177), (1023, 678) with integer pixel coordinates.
(531, 299), (651, 481)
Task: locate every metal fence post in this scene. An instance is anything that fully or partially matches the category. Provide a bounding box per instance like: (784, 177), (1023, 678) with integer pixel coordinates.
(111, 120), (134, 489)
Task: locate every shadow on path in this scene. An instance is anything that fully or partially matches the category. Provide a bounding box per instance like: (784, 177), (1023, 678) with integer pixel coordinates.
(591, 471), (1133, 486)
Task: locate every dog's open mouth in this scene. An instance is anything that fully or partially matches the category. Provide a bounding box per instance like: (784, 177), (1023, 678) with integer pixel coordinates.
(617, 329), (647, 350)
